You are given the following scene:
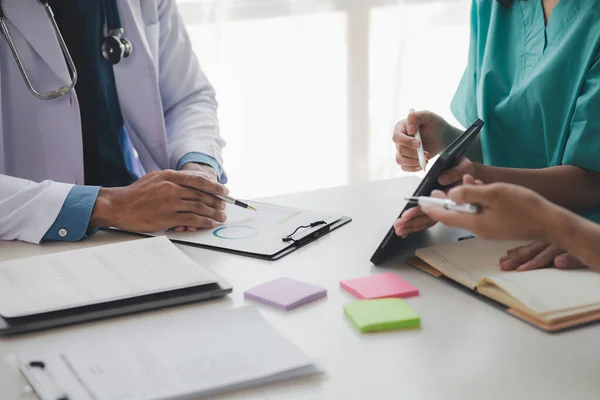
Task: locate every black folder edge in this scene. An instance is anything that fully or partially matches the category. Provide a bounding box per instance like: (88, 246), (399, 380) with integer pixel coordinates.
(111, 216), (352, 261)
(407, 255), (600, 334)
(0, 280), (232, 337)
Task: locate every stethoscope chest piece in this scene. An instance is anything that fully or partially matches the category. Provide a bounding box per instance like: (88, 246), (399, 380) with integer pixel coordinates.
(102, 28), (132, 65)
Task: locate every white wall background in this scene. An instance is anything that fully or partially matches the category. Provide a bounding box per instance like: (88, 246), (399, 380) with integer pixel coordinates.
(175, 0), (471, 198)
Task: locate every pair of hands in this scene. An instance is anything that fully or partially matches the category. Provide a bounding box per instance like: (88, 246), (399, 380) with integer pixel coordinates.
(392, 110), (585, 271)
(91, 163), (228, 233)
(420, 176), (586, 271)
(392, 110), (475, 238)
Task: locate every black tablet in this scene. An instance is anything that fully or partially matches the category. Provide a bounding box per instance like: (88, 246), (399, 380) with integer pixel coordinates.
(370, 119), (484, 265)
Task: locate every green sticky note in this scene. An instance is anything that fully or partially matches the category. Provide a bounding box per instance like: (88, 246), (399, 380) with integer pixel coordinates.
(344, 298), (420, 333)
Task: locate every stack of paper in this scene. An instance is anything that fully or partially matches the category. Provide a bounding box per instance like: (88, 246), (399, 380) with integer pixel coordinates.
(19, 307), (319, 400)
(0, 237), (216, 318)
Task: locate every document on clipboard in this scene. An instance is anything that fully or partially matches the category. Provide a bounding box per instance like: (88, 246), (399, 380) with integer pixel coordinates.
(136, 202), (351, 260)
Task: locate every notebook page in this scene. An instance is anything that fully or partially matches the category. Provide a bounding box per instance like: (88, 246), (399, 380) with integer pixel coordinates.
(0, 237), (215, 318)
(415, 239), (529, 289)
(482, 268), (600, 316)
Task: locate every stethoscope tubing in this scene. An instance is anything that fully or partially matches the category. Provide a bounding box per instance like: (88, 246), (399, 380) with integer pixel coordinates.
(0, 0), (78, 100)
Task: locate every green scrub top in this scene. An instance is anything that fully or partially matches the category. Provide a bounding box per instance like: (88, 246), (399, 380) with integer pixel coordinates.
(451, 0), (600, 222)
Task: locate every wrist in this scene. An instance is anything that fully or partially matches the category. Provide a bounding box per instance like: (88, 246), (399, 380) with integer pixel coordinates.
(441, 120), (452, 148)
(472, 162), (488, 182)
(182, 162), (218, 181)
(90, 188), (117, 228)
(441, 121), (462, 148)
(542, 203), (575, 246)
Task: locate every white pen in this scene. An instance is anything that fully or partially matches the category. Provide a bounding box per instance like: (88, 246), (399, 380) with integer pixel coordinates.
(409, 108), (427, 172)
(405, 197), (480, 214)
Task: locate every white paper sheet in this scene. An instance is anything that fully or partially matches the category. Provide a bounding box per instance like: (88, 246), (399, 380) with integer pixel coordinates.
(484, 268), (600, 316)
(19, 307), (319, 400)
(0, 237), (215, 318)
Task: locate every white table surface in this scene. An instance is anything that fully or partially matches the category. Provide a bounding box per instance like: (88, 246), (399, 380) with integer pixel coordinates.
(1, 177), (599, 400)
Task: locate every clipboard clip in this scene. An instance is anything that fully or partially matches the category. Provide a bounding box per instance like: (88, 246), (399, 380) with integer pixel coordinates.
(23, 361), (70, 400)
(282, 221), (329, 246)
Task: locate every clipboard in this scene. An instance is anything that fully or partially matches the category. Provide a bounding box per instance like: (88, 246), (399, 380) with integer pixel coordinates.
(137, 217), (353, 261)
(123, 202), (352, 261)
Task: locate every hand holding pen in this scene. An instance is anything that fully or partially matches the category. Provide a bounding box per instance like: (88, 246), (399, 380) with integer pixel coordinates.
(406, 175), (484, 216)
(409, 108), (427, 172)
(405, 196), (480, 214)
(392, 109), (444, 173)
(214, 194), (257, 211)
(418, 175), (555, 243)
(173, 164), (256, 233)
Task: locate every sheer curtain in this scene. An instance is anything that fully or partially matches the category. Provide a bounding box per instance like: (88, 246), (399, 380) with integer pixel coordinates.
(175, 0), (471, 198)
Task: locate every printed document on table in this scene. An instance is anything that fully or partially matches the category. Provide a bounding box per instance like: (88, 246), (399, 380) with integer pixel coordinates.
(0, 237), (215, 318)
(19, 306), (319, 400)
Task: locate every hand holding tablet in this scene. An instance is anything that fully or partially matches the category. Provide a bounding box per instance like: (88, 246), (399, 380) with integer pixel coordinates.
(372, 119), (484, 264)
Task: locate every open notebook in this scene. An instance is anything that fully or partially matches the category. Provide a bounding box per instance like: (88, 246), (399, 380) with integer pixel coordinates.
(409, 238), (600, 332)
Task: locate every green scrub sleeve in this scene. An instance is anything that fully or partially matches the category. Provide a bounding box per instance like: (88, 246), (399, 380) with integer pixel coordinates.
(448, 0), (483, 163)
(562, 54), (600, 174)
(562, 54), (600, 224)
(450, 0), (479, 132)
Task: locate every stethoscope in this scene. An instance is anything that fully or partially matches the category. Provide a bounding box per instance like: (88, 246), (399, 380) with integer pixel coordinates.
(0, 0), (133, 101)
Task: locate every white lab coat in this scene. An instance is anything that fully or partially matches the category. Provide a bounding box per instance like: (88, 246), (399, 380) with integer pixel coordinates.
(0, 0), (225, 243)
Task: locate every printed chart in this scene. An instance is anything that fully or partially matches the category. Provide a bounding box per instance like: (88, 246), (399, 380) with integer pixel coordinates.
(212, 226), (259, 240)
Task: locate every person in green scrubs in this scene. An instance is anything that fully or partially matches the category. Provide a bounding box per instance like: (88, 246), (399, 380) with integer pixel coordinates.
(392, 0), (600, 270)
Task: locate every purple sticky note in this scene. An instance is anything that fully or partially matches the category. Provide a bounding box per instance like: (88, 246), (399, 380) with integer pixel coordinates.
(244, 277), (327, 310)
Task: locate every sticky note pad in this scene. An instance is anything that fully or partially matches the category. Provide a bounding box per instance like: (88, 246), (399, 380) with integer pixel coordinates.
(244, 277), (327, 310)
(340, 272), (419, 299)
(344, 298), (420, 333)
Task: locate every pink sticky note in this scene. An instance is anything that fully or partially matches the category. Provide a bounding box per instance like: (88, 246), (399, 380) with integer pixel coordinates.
(244, 277), (327, 310)
(340, 272), (419, 299)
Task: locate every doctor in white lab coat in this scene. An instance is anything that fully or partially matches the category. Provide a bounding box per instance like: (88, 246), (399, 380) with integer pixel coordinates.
(0, 0), (230, 244)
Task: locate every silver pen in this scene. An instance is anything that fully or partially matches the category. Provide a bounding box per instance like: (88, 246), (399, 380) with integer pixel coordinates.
(405, 196), (479, 214)
(409, 108), (427, 171)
